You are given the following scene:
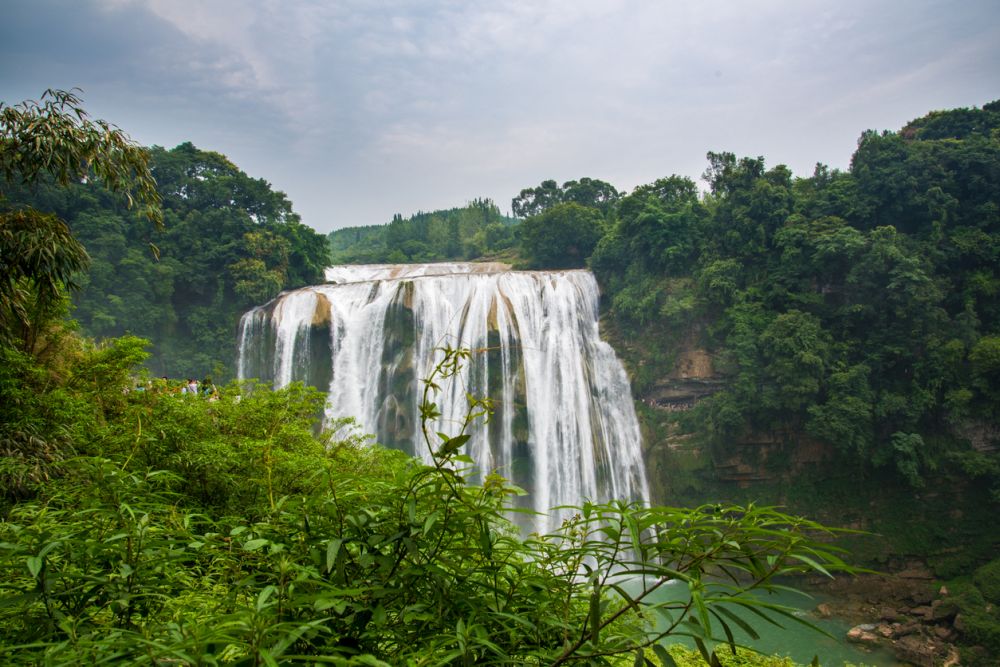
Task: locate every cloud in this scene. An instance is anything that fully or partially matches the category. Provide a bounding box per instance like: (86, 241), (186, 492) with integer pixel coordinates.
(3, 0), (998, 231)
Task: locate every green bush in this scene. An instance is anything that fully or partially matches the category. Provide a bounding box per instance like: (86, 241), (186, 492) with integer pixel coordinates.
(0, 343), (859, 665)
(948, 580), (1000, 656)
(973, 557), (1000, 603)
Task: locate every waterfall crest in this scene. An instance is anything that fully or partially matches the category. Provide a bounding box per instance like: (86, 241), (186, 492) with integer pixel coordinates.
(237, 263), (649, 534)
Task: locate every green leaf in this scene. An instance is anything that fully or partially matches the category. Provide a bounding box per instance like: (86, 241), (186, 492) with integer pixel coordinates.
(26, 556), (42, 578)
(610, 583), (640, 613)
(652, 644), (678, 667)
(714, 604), (761, 640)
(244, 538), (269, 551)
(790, 552), (833, 578)
(314, 598), (348, 614)
(436, 433), (471, 457)
(259, 647), (279, 667)
(710, 608), (737, 653)
(256, 585), (276, 611)
(691, 588), (711, 638)
(693, 637), (711, 664)
(326, 538), (342, 573)
(423, 512), (439, 535)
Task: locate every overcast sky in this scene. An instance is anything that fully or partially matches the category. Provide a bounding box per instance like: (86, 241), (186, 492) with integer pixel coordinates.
(2, 1), (998, 233)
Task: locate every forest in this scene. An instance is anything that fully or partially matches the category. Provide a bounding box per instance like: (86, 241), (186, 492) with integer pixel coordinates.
(2, 88), (1000, 665)
(1, 140), (330, 379)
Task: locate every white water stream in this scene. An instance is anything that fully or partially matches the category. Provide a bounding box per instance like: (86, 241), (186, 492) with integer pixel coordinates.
(237, 263), (649, 534)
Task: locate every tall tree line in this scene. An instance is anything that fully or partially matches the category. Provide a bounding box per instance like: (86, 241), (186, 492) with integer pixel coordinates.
(2, 141), (330, 379)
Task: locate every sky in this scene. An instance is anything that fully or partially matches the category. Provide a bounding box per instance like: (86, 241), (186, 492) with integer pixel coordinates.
(2, 1), (998, 234)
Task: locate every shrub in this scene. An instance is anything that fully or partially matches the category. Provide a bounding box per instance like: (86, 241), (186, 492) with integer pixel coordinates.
(973, 558), (1000, 604)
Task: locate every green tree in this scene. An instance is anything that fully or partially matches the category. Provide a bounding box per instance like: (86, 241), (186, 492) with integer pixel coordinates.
(512, 177), (620, 218)
(0, 89), (161, 351)
(5, 140), (330, 379)
(519, 201), (605, 268)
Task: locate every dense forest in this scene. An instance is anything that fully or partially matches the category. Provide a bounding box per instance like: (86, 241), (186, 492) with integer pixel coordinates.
(2, 141), (330, 379)
(4, 87), (1000, 663)
(328, 199), (518, 264)
(590, 104), (1000, 493)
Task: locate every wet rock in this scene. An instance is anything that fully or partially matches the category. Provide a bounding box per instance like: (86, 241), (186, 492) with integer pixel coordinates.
(933, 624), (955, 641)
(930, 598), (959, 622)
(910, 605), (933, 619)
(908, 587), (936, 605)
(814, 602), (832, 618)
(893, 635), (937, 667)
(846, 625), (879, 645)
(897, 564), (934, 580)
(879, 606), (903, 622)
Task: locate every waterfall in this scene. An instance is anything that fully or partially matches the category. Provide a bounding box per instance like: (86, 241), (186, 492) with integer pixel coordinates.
(237, 263), (649, 534)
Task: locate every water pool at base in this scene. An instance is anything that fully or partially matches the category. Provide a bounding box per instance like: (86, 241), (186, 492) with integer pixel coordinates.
(638, 579), (905, 666)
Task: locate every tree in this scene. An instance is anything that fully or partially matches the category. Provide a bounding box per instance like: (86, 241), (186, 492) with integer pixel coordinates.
(617, 175), (705, 275)
(519, 201), (605, 269)
(511, 178), (562, 218)
(1, 89), (161, 225)
(512, 177), (620, 218)
(561, 176), (621, 215)
(5, 140), (331, 378)
(0, 89), (161, 350)
(0, 210), (89, 350)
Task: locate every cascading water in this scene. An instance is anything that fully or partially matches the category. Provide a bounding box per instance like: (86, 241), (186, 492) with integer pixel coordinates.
(237, 263), (649, 534)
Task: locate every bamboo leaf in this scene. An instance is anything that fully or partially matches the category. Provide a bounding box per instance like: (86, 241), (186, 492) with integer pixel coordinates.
(326, 538), (342, 573)
(652, 644), (678, 667)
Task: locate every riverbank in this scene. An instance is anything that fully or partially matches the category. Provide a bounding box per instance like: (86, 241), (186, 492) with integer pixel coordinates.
(807, 565), (966, 666)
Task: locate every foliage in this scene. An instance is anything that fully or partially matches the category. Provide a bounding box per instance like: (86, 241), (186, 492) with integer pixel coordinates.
(0, 209), (89, 351)
(512, 177), (621, 219)
(0, 342), (857, 665)
(519, 202), (606, 269)
(1, 140), (330, 380)
(664, 645), (794, 667)
(0, 89), (161, 354)
(948, 579), (1000, 658)
(972, 557), (1000, 604)
(589, 99), (1000, 493)
(0, 89), (161, 226)
(328, 199), (517, 264)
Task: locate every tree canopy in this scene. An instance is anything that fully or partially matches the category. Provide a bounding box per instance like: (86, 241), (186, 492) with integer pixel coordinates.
(0, 89), (161, 353)
(328, 198), (517, 264)
(2, 138), (329, 379)
(587, 100), (1000, 495)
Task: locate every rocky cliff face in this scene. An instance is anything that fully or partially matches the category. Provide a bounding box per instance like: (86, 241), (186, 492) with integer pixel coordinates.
(620, 331), (836, 499)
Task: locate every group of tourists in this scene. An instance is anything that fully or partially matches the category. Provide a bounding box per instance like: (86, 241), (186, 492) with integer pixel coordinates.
(131, 376), (221, 400)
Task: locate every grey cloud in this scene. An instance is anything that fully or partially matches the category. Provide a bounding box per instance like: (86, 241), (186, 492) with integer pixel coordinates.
(3, 0), (999, 232)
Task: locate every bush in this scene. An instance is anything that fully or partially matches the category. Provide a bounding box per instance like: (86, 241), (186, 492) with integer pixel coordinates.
(948, 580), (1000, 656)
(0, 344), (859, 665)
(973, 557), (1000, 604)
